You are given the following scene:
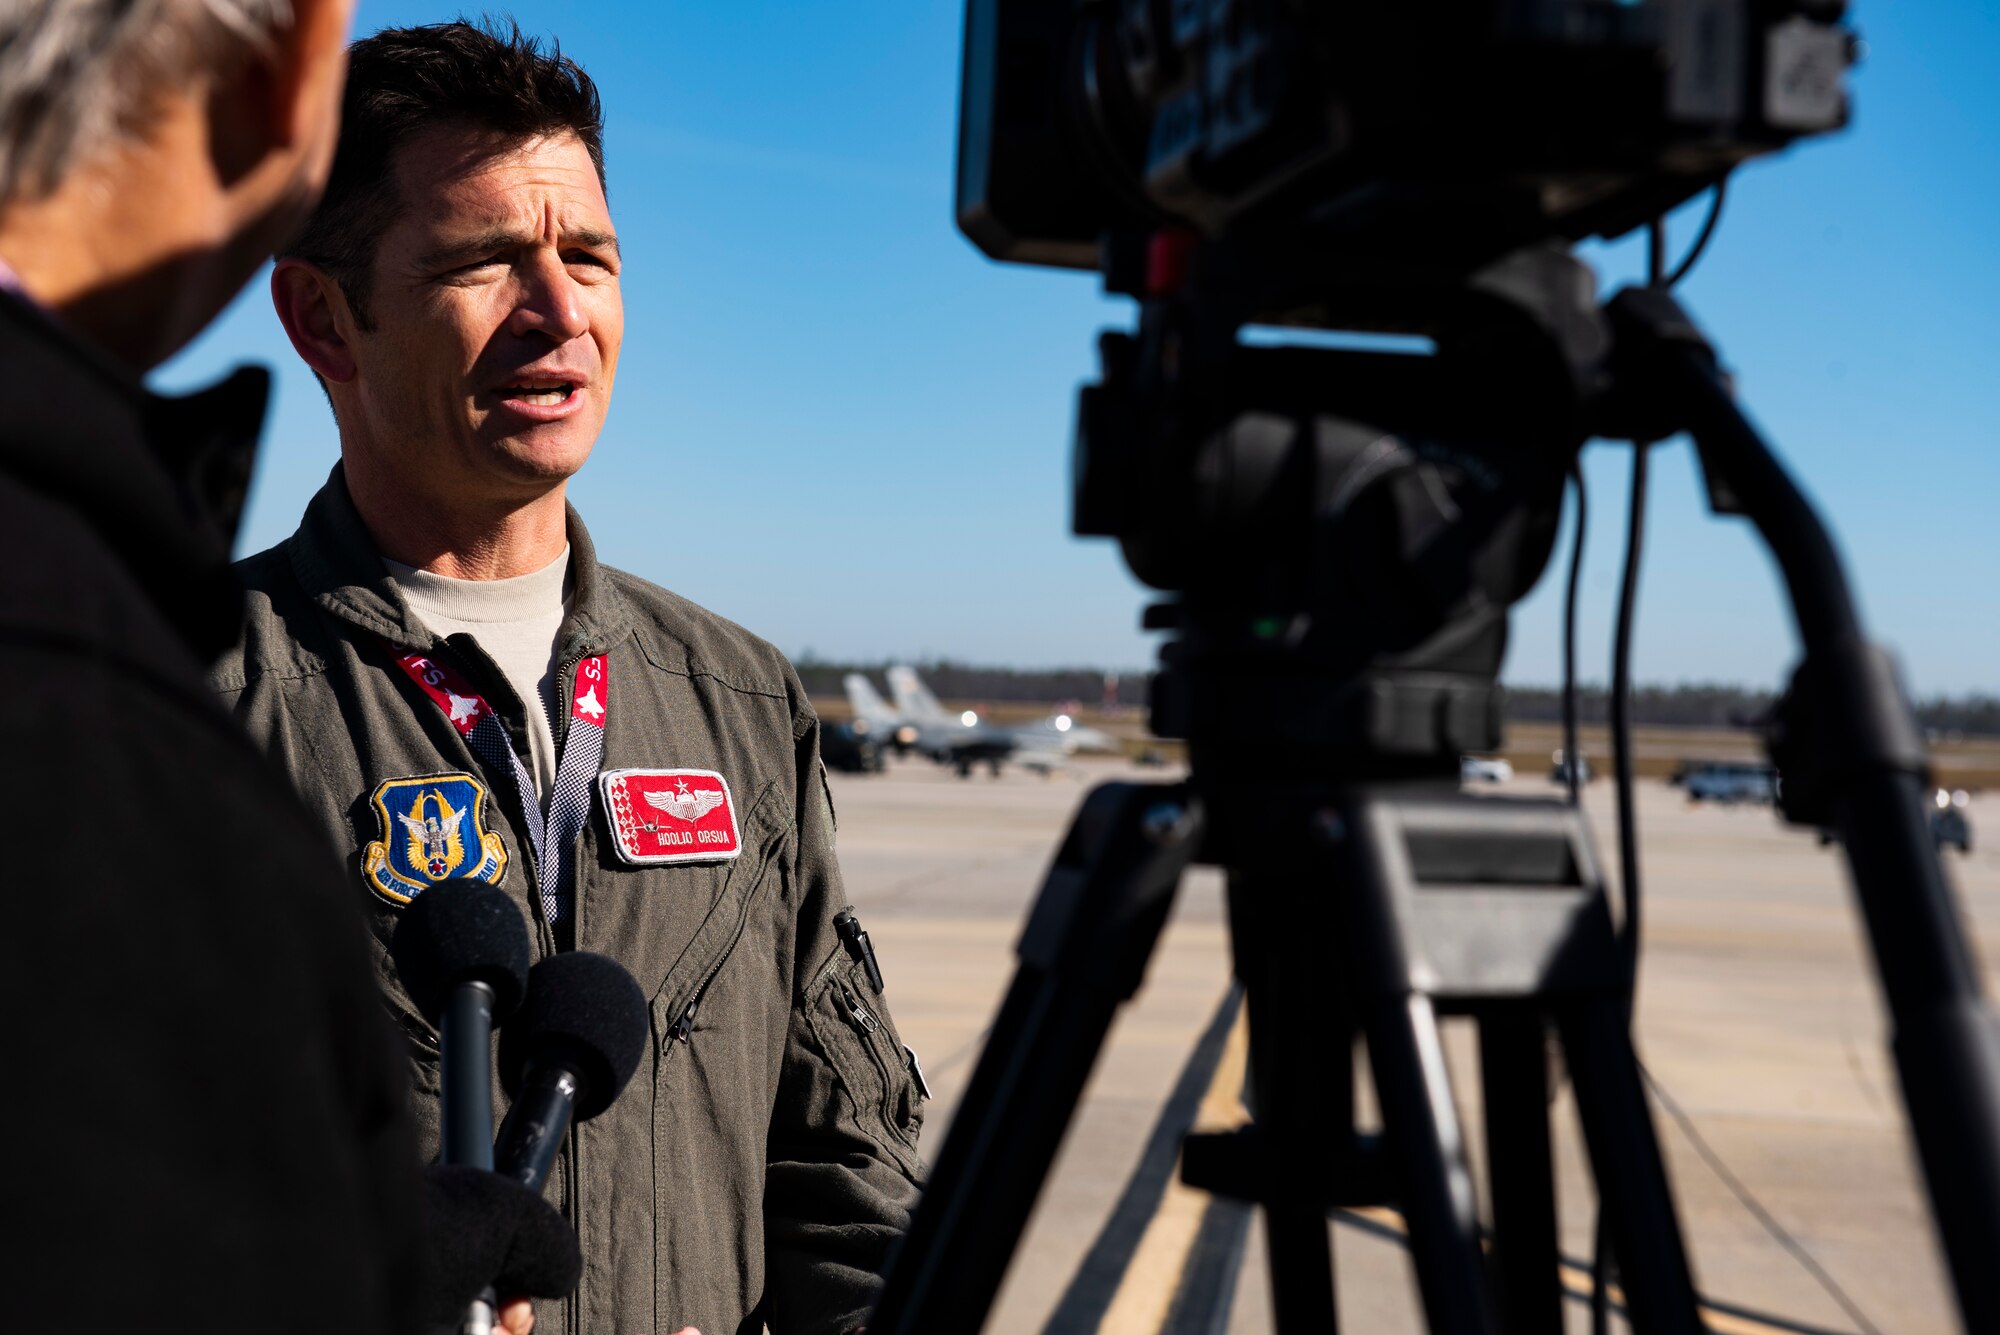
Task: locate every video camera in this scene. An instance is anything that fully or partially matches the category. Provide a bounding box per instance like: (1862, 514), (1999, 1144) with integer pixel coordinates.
(957, 0), (1855, 774)
(959, 0), (1854, 285)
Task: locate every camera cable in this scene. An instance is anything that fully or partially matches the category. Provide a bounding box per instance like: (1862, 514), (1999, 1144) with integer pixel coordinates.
(1639, 1065), (1887, 1335)
(1591, 222), (1667, 1333)
(1610, 442), (1650, 997)
(1561, 461), (1588, 809)
(1589, 425), (1653, 1335)
(1665, 181), (1729, 289)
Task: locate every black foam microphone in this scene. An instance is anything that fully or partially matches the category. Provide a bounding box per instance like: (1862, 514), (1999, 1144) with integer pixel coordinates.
(495, 952), (650, 1192)
(419, 1164), (583, 1327)
(390, 879), (533, 1168)
(390, 880), (532, 1335)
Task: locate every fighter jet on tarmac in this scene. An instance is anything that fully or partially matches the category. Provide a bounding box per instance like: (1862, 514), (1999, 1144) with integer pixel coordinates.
(842, 666), (1118, 777)
(888, 666), (1116, 754)
(845, 671), (1016, 775)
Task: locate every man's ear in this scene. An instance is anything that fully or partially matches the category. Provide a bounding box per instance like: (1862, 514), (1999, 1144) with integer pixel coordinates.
(206, 0), (354, 187)
(272, 259), (360, 383)
(264, 0), (356, 152)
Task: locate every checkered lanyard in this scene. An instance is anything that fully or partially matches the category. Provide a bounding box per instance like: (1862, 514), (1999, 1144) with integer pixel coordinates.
(389, 650), (608, 927)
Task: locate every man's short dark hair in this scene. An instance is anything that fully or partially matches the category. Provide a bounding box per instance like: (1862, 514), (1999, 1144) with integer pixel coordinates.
(284, 18), (606, 329)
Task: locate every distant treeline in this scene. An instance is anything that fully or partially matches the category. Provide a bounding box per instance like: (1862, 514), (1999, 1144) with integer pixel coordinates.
(794, 658), (1146, 707)
(1506, 684), (1776, 729)
(798, 659), (2000, 736)
(1507, 684), (2000, 736)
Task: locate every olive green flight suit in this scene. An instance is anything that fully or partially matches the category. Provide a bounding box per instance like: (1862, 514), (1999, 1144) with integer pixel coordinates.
(213, 469), (923, 1335)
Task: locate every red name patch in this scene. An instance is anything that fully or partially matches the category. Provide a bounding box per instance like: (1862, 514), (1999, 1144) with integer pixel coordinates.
(599, 768), (741, 865)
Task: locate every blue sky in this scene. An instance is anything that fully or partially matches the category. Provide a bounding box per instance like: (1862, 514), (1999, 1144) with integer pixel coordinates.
(156, 3), (2000, 695)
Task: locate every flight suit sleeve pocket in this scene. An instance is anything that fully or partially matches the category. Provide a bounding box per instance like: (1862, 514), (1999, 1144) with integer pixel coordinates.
(802, 958), (925, 1178)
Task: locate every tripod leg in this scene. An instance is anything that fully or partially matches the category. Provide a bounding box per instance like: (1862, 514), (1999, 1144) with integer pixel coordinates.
(1479, 1008), (1564, 1335)
(1228, 870), (1341, 1334)
(867, 783), (1202, 1335)
(1557, 999), (1705, 1335)
(1335, 802), (1500, 1335)
(1361, 991), (1500, 1335)
(1617, 289), (2000, 1330)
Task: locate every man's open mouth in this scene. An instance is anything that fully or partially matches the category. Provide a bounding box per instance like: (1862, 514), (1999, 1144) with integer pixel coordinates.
(499, 381), (577, 407)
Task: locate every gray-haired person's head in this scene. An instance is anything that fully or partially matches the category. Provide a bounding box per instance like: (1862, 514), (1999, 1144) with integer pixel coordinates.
(0, 0), (295, 205)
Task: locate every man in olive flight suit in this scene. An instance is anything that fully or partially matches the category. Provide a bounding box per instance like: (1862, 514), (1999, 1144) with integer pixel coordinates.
(214, 22), (923, 1335)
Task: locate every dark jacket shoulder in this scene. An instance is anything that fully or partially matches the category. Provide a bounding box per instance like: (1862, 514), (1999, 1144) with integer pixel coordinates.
(0, 473), (209, 697)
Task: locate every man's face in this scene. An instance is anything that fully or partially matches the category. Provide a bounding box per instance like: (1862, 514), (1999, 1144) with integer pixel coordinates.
(344, 126), (623, 506)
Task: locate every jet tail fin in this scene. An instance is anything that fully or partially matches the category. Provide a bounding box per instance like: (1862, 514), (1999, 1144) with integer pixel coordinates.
(887, 665), (952, 724)
(844, 674), (902, 730)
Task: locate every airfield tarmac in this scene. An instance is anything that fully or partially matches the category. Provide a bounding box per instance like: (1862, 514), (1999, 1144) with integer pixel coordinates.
(828, 755), (2000, 1335)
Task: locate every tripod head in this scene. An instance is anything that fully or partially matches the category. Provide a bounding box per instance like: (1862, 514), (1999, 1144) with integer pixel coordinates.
(1073, 237), (1619, 777)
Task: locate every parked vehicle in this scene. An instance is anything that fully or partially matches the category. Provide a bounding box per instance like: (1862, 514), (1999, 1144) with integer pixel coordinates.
(1683, 761), (1778, 805)
(1933, 788), (1973, 853)
(1549, 749), (1594, 786)
(1461, 755), (1514, 784)
(1820, 789), (1973, 853)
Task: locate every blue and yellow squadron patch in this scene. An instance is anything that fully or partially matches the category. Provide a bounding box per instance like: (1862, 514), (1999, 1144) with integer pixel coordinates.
(362, 773), (508, 905)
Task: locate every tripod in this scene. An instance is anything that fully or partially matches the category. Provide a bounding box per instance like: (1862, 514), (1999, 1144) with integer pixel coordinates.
(866, 259), (2000, 1335)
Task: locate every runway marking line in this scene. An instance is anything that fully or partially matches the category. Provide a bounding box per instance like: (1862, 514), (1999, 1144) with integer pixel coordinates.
(1096, 1001), (1250, 1335)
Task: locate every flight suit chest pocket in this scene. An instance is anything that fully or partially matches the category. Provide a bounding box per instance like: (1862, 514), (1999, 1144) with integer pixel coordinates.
(579, 769), (790, 1010)
(804, 958), (926, 1178)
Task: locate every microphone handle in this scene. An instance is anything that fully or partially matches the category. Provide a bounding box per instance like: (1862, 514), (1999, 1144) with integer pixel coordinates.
(494, 1063), (582, 1193)
(439, 980), (500, 1333)
(441, 980), (498, 1170)
(460, 1292), (497, 1335)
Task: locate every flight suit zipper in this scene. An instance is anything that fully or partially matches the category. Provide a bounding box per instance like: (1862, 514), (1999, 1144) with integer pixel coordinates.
(838, 982), (880, 1035)
(396, 1008), (442, 1057)
(669, 994), (701, 1044)
(836, 979), (918, 1146)
(661, 819), (789, 1052)
(552, 644), (595, 750)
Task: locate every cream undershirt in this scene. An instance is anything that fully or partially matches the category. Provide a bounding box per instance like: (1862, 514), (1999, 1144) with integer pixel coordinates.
(385, 548), (572, 798)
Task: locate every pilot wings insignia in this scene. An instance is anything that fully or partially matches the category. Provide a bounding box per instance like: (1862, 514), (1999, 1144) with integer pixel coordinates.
(644, 780), (727, 824)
